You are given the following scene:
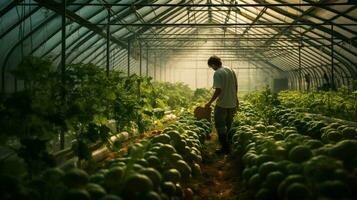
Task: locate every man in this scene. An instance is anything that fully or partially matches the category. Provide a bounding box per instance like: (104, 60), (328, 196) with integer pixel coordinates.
(205, 55), (238, 154)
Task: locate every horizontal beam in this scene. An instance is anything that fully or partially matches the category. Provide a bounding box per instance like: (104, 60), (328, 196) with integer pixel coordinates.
(140, 33), (304, 36)
(98, 23), (357, 27)
(163, 56), (272, 58)
(20, 2), (356, 7)
(146, 44), (330, 48)
(173, 67), (270, 69)
(140, 37), (331, 41)
(148, 48), (296, 50)
(167, 58), (267, 61)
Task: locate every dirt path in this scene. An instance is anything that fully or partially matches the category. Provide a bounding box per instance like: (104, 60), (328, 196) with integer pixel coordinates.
(189, 133), (254, 200)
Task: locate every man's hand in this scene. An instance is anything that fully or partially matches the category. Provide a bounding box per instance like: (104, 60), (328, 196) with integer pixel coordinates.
(206, 88), (221, 109)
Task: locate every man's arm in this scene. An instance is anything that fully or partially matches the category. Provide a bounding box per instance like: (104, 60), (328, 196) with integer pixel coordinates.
(205, 88), (221, 108)
(232, 69), (239, 109)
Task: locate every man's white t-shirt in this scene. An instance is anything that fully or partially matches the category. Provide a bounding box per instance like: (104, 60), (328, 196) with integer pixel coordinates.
(213, 66), (238, 108)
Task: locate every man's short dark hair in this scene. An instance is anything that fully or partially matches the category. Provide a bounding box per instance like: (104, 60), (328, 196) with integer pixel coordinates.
(208, 55), (222, 67)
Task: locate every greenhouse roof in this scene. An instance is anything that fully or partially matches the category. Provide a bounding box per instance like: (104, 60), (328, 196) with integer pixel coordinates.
(0, 0), (356, 91)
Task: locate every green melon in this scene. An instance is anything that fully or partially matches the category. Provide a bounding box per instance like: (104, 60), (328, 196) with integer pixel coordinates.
(303, 155), (343, 182)
(157, 144), (176, 158)
(341, 127), (357, 139)
(104, 166), (125, 190)
(277, 160), (291, 174)
(122, 174), (153, 196)
(242, 167), (254, 181)
(259, 161), (279, 179)
(165, 130), (181, 142)
(163, 169), (181, 183)
(266, 125), (277, 132)
(305, 139), (324, 149)
(288, 145), (312, 163)
(144, 191), (162, 200)
(256, 155), (274, 166)
(273, 133), (284, 141)
(140, 168), (162, 189)
(135, 158), (149, 167)
(133, 163), (145, 171)
(324, 131), (342, 143)
(144, 151), (158, 159)
(255, 188), (274, 200)
(89, 173), (105, 184)
(264, 171), (284, 189)
(286, 163), (303, 175)
(248, 173), (261, 189)
(146, 156), (161, 169)
(86, 183), (106, 199)
(285, 183), (311, 200)
(42, 168), (64, 184)
(172, 160), (191, 179)
(277, 175), (305, 198)
(65, 189), (91, 200)
(328, 140), (357, 162)
(151, 134), (171, 144)
(161, 181), (176, 196)
(63, 168), (89, 188)
(109, 161), (126, 168)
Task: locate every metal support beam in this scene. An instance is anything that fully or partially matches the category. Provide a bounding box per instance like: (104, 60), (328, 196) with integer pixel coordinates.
(207, 0), (212, 23)
(146, 47), (149, 77)
(242, 7), (267, 35)
(139, 42), (142, 76)
(0, 0), (25, 17)
(154, 53), (156, 80)
(94, 22), (356, 26)
(60, 0), (66, 150)
(331, 24), (335, 90)
(298, 44), (302, 91)
(33, 2), (356, 7)
(127, 40), (131, 76)
(160, 59), (162, 82)
(106, 8), (110, 76)
(33, 0), (126, 47)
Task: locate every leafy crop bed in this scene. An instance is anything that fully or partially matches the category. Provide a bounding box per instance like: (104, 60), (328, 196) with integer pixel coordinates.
(0, 56), (214, 200)
(246, 87), (357, 122)
(230, 102), (357, 200)
(1, 114), (211, 200)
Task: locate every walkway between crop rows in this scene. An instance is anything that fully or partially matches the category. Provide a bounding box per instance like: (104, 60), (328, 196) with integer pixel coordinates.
(189, 133), (254, 200)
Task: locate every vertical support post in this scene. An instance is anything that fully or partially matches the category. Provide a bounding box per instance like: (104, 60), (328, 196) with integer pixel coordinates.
(127, 40), (131, 76)
(146, 47), (149, 76)
(106, 8), (110, 76)
(159, 59), (162, 81)
(248, 61), (251, 92)
(60, 0), (66, 150)
(139, 43), (142, 76)
(255, 63), (258, 90)
(331, 24), (335, 90)
(195, 59), (198, 88)
(154, 53), (156, 80)
(298, 44), (302, 91)
(164, 62), (166, 82)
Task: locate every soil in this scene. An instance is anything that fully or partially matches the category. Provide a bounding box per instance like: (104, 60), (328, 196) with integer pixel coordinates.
(189, 132), (254, 200)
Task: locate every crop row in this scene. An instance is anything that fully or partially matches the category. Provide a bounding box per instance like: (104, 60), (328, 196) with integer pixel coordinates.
(2, 114), (211, 200)
(229, 103), (357, 200)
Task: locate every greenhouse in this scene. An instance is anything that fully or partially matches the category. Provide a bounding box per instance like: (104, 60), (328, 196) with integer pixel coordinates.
(0, 1), (356, 200)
